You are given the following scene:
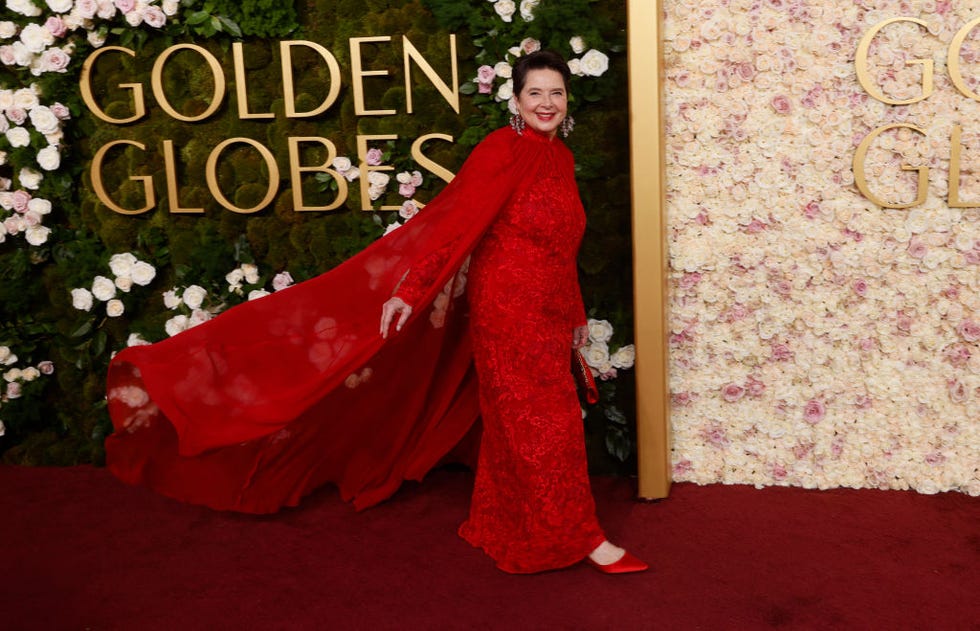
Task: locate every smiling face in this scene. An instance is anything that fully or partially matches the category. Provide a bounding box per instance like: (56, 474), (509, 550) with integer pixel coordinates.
(514, 68), (568, 139)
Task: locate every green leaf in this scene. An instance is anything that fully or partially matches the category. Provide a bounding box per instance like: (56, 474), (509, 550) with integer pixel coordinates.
(459, 82), (478, 95)
(71, 321), (93, 338)
(218, 15), (243, 38)
(186, 11), (210, 25)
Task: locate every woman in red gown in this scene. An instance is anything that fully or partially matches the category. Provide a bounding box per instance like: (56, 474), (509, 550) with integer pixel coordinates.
(105, 51), (645, 574)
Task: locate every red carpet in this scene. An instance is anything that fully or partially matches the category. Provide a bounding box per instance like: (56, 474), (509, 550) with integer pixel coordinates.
(1, 465), (977, 630)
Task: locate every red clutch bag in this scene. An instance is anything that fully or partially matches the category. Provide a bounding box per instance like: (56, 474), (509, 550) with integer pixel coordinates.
(572, 349), (600, 404)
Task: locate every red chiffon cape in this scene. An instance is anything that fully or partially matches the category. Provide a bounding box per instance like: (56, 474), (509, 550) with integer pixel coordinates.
(105, 128), (553, 513)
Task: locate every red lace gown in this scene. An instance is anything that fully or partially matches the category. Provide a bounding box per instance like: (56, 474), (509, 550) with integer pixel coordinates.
(396, 128), (606, 573)
(104, 126), (604, 574)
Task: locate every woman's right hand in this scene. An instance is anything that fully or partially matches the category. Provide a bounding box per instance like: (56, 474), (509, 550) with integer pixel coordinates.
(380, 297), (413, 339)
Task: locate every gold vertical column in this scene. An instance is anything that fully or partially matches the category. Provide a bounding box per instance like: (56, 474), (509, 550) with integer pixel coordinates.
(628, 0), (672, 499)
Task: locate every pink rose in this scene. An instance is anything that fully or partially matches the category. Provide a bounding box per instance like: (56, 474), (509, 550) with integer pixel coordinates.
(478, 81), (492, 94)
(37, 360), (54, 375)
(39, 48), (71, 73)
(965, 251), (980, 265)
(857, 338), (875, 352)
(50, 102), (70, 120)
(770, 94), (792, 115)
(678, 272), (701, 290)
(44, 17), (67, 38)
(907, 238), (927, 259)
(734, 62), (755, 82)
(673, 459), (693, 475)
(947, 379), (967, 404)
(852, 278), (868, 297)
(746, 376), (765, 397)
(771, 464), (788, 481)
(476, 64), (495, 83)
(896, 312), (912, 334)
(803, 399), (825, 424)
(364, 147), (383, 166)
(700, 423), (730, 448)
(6, 381), (22, 399)
(924, 451), (946, 465)
(143, 6), (166, 28)
(398, 200), (418, 220)
(0, 46), (15, 66)
(398, 182), (415, 198)
(957, 320), (980, 342)
(6, 107), (26, 125)
(11, 189), (30, 212)
(803, 200), (820, 219)
(721, 383), (745, 402)
(410, 171), (423, 187)
(671, 391), (693, 406)
(272, 271), (294, 291)
(114, 0), (136, 13)
(520, 38), (541, 55)
(771, 343), (793, 361)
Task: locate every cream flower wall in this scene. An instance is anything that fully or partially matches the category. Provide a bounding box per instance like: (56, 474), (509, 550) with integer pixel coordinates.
(664, 0), (980, 496)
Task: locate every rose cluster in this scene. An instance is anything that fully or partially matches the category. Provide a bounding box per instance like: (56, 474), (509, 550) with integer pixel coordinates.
(0, 86), (71, 208)
(0, 344), (55, 428)
(156, 265), (295, 338)
(663, 0), (980, 496)
(580, 318), (636, 382)
(71, 252), (157, 317)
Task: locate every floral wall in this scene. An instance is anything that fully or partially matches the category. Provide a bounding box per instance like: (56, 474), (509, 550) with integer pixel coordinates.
(664, 0), (980, 495)
(0, 0), (635, 468)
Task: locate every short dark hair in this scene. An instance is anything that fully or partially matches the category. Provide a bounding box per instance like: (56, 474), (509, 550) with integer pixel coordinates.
(512, 50), (571, 97)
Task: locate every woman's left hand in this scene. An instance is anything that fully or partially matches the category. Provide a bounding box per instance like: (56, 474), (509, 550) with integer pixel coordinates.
(572, 325), (589, 349)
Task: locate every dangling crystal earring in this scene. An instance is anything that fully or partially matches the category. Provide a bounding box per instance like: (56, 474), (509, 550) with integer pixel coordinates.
(510, 114), (525, 135)
(560, 115), (575, 138)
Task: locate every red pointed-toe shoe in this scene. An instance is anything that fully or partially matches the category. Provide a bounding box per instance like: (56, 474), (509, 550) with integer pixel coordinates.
(586, 551), (649, 574)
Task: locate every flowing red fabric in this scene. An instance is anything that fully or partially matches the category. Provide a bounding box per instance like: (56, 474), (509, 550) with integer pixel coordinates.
(105, 128), (546, 513)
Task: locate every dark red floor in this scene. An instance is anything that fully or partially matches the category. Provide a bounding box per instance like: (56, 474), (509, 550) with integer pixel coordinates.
(2, 465), (977, 630)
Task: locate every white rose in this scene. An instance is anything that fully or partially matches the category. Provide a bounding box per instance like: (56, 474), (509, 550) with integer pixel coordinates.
(5, 127), (29, 147)
(108, 252), (137, 278)
(342, 166), (360, 182)
(164, 314), (189, 337)
(0, 22), (17, 39)
(241, 263), (259, 284)
(496, 79), (513, 101)
(27, 197), (50, 214)
(91, 275), (116, 301)
(162, 289), (181, 309)
(18, 167), (42, 189)
(71, 287), (93, 311)
(610, 344), (636, 369)
(75, 0), (98, 18)
(29, 106), (59, 134)
(569, 36), (586, 54)
(225, 268), (244, 289)
(181, 285), (207, 310)
(20, 366), (40, 381)
(125, 9), (143, 27)
(567, 58), (584, 77)
(383, 221), (401, 236)
(582, 341), (610, 369)
(0, 419), (5, 436)
(0, 346), (8, 363)
(4, 367), (22, 382)
(367, 171), (390, 187)
(332, 156), (352, 172)
(579, 49), (610, 77)
(493, 61), (512, 78)
(396, 171), (412, 184)
(24, 224), (50, 245)
(587, 319), (614, 343)
(248, 289), (270, 301)
(87, 29), (106, 48)
(36, 145), (60, 171)
(46, 0), (73, 12)
(494, 0), (516, 22)
(127, 332), (150, 347)
(6, 42), (30, 67)
(18, 24), (52, 53)
(162, 0), (178, 15)
(130, 261), (155, 286)
(368, 184), (386, 201)
(520, 0), (539, 21)
(114, 276), (133, 292)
